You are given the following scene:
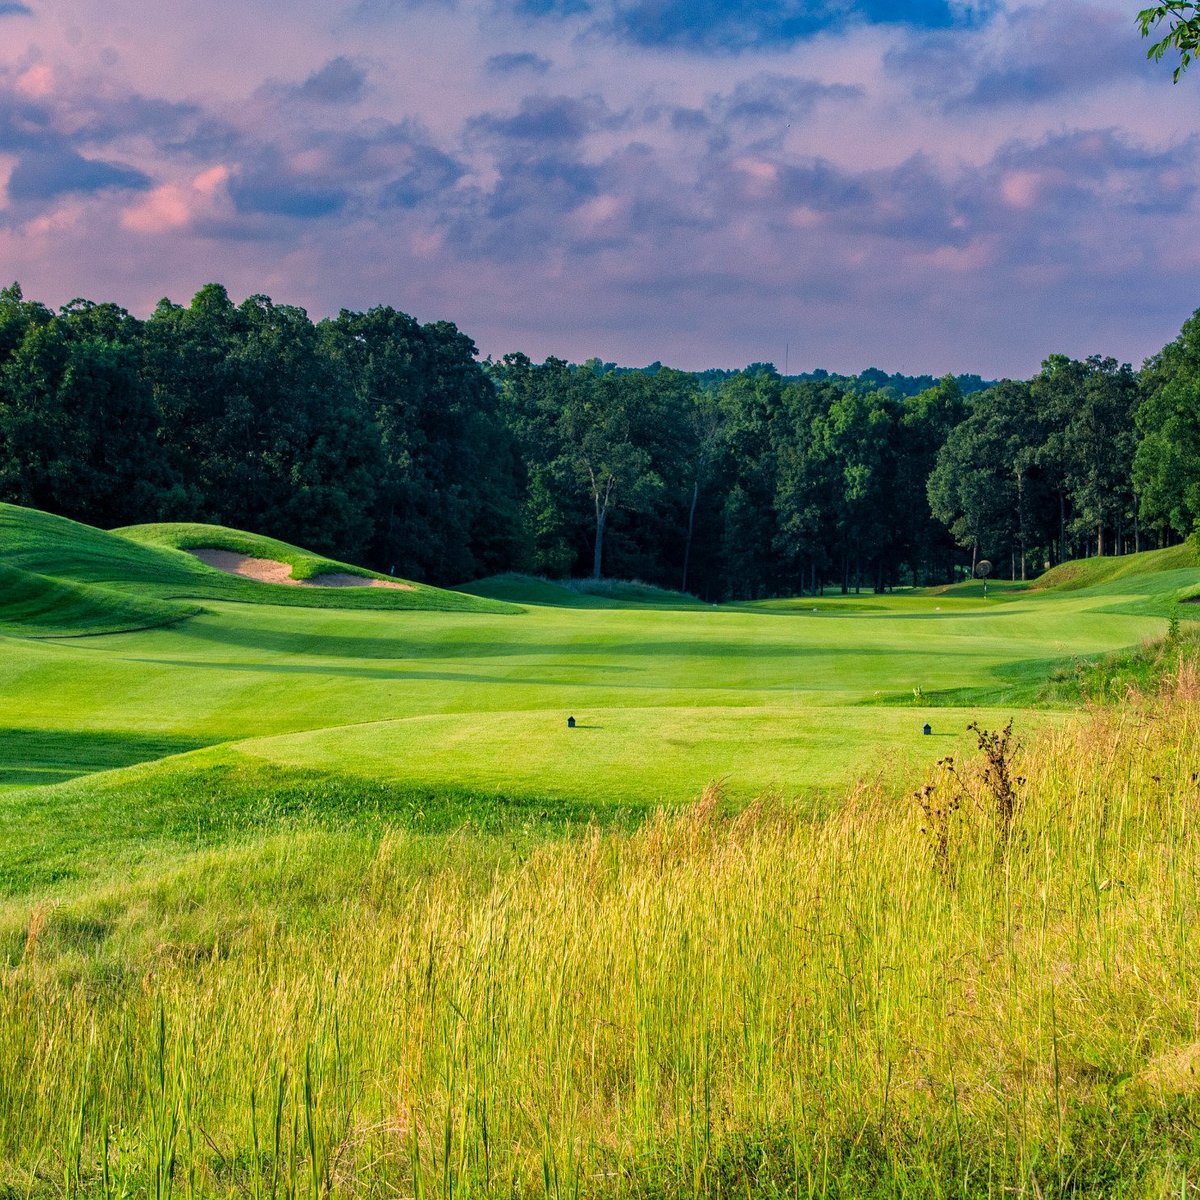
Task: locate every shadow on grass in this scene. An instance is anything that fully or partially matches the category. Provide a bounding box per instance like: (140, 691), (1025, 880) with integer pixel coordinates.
(0, 759), (652, 896)
(124, 656), (642, 683)
(156, 619), (995, 663)
(0, 728), (219, 787)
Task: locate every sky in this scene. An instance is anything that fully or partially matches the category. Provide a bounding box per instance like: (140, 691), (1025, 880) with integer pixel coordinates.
(0, 0), (1197, 377)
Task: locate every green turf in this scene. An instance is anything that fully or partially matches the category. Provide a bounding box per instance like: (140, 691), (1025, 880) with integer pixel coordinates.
(0, 562), (197, 637)
(0, 503), (518, 613)
(1036, 540), (1200, 590)
(234, 702), (1063, 807)
(464, 572), (708, 608)
(120, 520), (389, 582)
(2, 502), (1197, 897)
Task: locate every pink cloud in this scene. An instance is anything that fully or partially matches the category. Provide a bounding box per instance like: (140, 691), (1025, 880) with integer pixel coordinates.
(120, 185), (191, 233)
(120, 165), (230, 234)
(999, 169), (1040, 209)
(15, 63), (53, 98)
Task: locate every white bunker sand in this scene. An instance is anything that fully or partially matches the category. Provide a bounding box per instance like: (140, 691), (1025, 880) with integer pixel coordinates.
(189, 549), (414, 590)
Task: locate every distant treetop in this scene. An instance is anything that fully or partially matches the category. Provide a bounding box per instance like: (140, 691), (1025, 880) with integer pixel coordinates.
(600, 359), (992, 399)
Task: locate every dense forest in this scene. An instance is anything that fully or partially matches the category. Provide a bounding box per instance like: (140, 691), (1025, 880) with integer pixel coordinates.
(0, 281), (1196, 599)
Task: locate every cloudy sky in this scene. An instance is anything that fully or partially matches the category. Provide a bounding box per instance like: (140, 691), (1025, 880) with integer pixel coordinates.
(0, 0), (1197, 376)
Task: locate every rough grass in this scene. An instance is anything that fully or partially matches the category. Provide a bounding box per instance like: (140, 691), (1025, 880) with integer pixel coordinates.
(1040, 625), (1200, 705)
(2, 664), (1200, 1196)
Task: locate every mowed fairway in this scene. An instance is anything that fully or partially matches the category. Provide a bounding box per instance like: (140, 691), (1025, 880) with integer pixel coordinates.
(0, 517), (1190, 816)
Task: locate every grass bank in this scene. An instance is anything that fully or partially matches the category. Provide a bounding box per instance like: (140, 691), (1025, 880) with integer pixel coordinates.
(0, 562), (198, 638)
(0, 504), (518, 615)
(3, 660), (1200, 1196)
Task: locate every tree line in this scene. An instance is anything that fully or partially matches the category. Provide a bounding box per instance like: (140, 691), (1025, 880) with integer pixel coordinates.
(0, 281), (1196, 598)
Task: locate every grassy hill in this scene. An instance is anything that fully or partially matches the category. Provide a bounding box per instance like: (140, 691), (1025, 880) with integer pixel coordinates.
(0, 502), (203, 588)
(119, 521), (394, 583)
(0, 504), (519, 615)
(0, 561), (198, 638)
(463, 572), (708, 609)
(1036, 540), (1200, 592)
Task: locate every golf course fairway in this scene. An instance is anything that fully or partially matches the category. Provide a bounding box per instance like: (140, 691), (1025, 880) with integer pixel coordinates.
(0, 502), (1194, 831)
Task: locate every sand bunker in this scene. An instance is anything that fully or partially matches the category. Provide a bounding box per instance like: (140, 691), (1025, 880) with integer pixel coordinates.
(189, 549), (414, 590)
(308, 571), (413, 589)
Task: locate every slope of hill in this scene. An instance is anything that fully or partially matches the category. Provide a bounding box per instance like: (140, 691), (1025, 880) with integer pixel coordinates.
(1036, 542), (1200, 593)
(0, 562), (197, 638)
(463, 573), (707, 609)
(0, 505), (519, 615)
(0, 503), (200, 588)
(119, 522), (393, 583)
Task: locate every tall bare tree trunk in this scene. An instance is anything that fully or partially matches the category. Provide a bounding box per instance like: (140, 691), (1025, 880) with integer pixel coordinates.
(592, 506), (607, 579)
(589, 467), (614, 580)
(681, 480), (699, 593)
(1016, 468), (1027, 582)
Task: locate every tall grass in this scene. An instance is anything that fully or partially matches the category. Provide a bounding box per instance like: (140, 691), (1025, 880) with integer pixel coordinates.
(3, 666), (1200, 1196)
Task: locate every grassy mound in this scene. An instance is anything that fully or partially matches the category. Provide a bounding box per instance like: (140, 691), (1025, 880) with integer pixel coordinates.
(1039, 625), (1200, 705)
(0, 503), (200, 588)
(0, 504), (519, 614)
(915, 577), (1030, 600)
(461, 573), (588, 605)
(1037, 541), (1200, 593)
(564, 576), (707, 607)
(0, 753), (636, 895)
(464, 572), (706, 608)
(0, 562), (197, 638)
(0, 727), (216, 793)
(120, 521), (391, 583)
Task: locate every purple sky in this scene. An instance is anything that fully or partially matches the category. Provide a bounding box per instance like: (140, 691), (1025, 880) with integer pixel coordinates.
(1, 0), (1197, 377)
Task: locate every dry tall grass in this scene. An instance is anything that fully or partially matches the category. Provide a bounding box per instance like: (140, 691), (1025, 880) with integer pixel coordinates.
(3, 667), (1200, 1196)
